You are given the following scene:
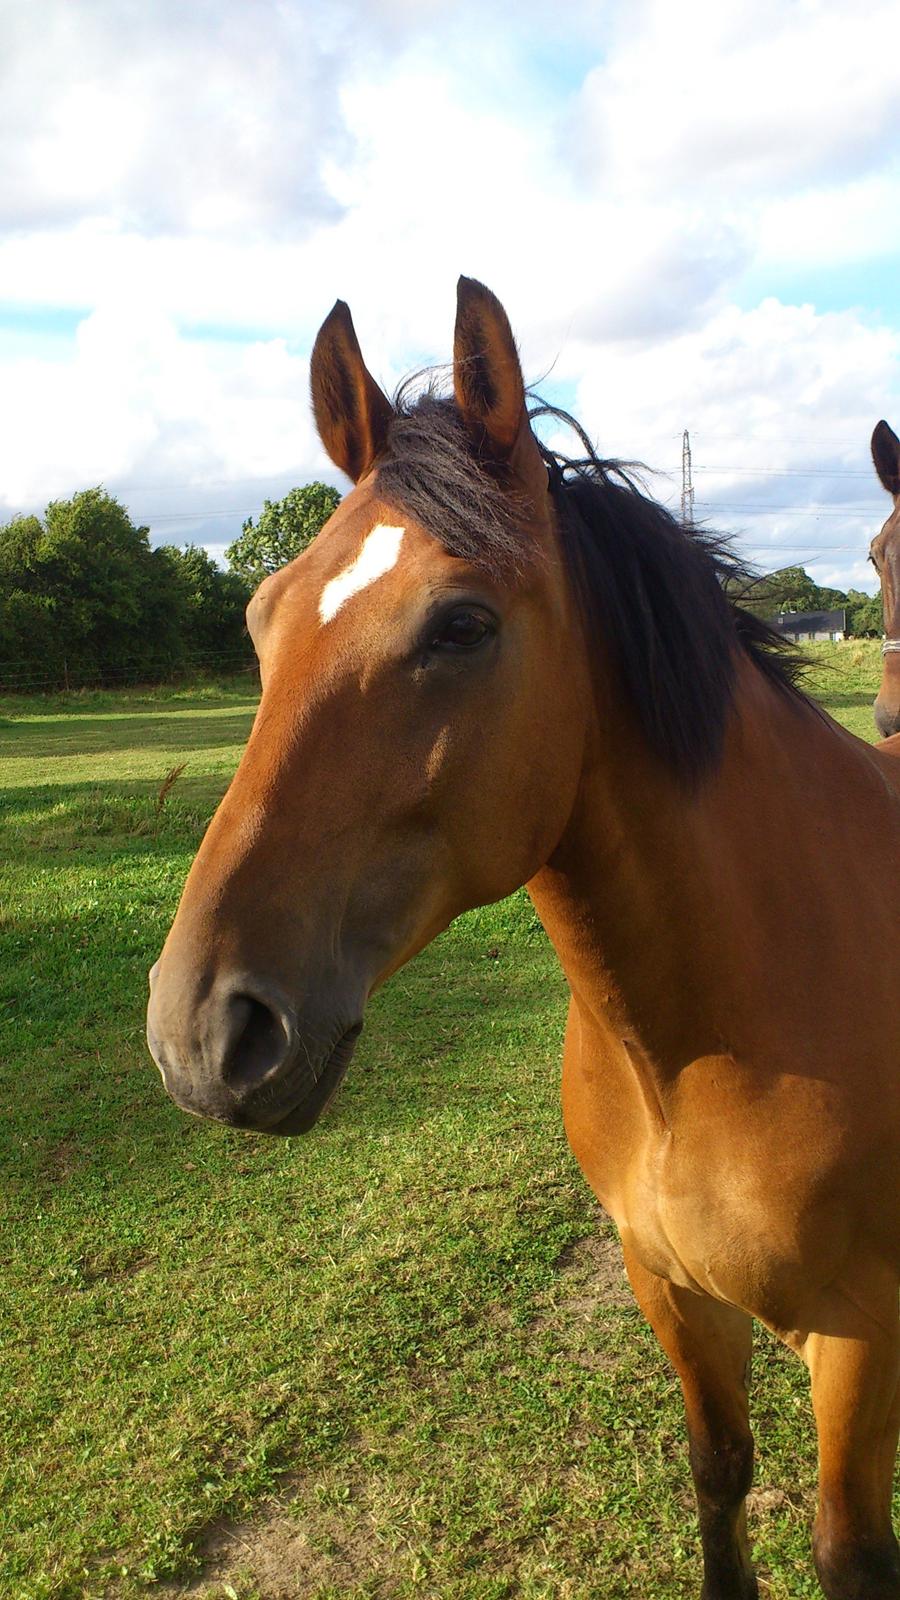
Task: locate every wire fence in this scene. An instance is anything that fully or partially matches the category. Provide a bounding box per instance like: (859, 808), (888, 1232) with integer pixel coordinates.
(0, 648), (259, 697)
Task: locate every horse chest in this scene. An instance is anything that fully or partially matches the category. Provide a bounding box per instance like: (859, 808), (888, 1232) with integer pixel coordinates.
(562, 1034), (860, 1322)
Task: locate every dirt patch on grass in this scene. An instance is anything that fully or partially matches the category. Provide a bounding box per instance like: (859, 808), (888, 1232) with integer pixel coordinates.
(553, 1227), (633, 1309)
(747, 1482), (812, 1532)
(150, 1226), (637, 1600)
(43, 1133), (81, 1183)
(157, 1470), (414, 1600)
(79, 1248), (156, 1285)
(527, 1223), (635, 1370)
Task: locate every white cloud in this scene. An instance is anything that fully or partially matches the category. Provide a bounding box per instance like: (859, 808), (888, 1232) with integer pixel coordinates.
(573, 299), (899, 458)
(0, 0), (352, 237)
(573, 0), (900, 200)
(1, 0), (899, 594)
(0, 301), (326, 509)
(567, 298), (900, 584)
(757, 173), (900, 271)
(0, 0), (606, 239)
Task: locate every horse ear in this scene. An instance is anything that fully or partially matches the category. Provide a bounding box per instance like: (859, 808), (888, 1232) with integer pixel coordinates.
(453, 277), (527, 458)
(310, 300), (394, 483)
(872, 420), (900, 498)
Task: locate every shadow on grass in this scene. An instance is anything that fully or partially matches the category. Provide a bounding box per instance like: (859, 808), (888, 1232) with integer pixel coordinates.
(817, 690), (878, 710)
(0, 678), (258, 716)
(1, 877), (564, 1202)
(0, 704), (258, 763)
(0, 776), (242, 858)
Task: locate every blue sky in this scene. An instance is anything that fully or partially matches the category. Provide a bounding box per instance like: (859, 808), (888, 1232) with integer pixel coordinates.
(1, 0), (899, 593)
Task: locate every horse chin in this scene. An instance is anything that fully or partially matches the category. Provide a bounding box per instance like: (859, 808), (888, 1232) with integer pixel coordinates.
(255, 1022), (363, 1136)
(154, 1020), (364, 1136)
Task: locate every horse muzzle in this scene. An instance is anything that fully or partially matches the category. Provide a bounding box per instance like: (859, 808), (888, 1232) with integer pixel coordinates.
(147, 962), (364, 1134)
(874, 699), (900, 739)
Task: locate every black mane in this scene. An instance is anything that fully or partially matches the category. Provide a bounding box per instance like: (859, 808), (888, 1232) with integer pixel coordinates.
(376, 387), (808, 784)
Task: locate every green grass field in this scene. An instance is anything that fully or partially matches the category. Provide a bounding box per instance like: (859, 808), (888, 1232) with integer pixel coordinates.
(0, 641), (892, 1600)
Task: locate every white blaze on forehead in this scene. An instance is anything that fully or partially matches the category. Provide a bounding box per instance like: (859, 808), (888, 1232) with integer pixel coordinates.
(318, 523), (405, 624)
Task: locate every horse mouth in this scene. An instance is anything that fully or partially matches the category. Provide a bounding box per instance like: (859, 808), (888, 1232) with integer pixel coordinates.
(258, 1021), (364, 1136)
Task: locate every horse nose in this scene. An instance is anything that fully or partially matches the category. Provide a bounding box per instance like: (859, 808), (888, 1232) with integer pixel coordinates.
(147, 976), (297, 1113)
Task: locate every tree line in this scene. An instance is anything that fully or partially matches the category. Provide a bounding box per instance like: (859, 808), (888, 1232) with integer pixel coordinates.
(0, 482), (340, 691)
(0, 482), (884, 693)
(733, 565), (883, 636)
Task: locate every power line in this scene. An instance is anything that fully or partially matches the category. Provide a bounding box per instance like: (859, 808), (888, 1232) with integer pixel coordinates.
(695, 503), (880, 516)
(693, 465), (877, 478)
(671, 428), (882, 448)
(113, 498), (889, 523)
(137, 510), (259, 521)
(726, 543), (866, 552)
(660, 494), (880, 519)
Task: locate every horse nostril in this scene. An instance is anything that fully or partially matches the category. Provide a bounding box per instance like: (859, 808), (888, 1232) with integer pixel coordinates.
(221, 993), (292, 1090)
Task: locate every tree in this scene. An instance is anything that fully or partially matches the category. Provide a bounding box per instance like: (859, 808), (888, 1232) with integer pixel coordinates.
(225, 483), (340, 590)
(727, 564), (884, 639)
(160, 544), (252, 662)
(0, 590), (63, 689)
(734, 565), (847, 621)
(0, 488), (186, 687)
(0, 514), (44, 584)
(845, 589), (884, 638)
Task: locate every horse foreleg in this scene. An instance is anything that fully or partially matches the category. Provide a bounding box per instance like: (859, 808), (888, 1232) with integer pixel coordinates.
(622, 1243), (757, 1600)
(806, 1287), (900, 1600)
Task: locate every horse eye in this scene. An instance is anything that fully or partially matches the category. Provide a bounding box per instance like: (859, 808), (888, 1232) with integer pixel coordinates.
(429, 609), (493, 651)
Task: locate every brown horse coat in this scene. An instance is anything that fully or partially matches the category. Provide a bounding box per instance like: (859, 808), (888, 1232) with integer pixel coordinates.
(150, 281), (900, 1599)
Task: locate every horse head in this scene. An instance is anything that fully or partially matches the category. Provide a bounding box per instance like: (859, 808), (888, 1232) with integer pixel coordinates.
(871, 419), (900, 738)
(147, 280), (589, 1132)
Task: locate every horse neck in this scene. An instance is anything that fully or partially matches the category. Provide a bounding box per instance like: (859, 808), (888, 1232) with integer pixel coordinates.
(527, 652), (891, 1070)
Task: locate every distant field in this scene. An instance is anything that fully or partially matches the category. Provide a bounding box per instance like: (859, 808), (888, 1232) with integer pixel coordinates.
(799, 637), (886, 741)
(0, 641), (891, 1600)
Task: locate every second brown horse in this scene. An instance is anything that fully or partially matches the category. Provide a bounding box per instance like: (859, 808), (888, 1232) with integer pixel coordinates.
(872, 419), (900, 738)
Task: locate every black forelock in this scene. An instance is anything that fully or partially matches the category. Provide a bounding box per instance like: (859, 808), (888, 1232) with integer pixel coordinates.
(376, 379), (532, 580)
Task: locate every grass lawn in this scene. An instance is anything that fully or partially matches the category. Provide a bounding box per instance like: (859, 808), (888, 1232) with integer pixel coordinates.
(0, 642), (892, 1600)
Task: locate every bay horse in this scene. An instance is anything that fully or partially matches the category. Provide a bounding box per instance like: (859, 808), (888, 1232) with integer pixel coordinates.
(148, 279), (900, 1599)
(872, 419), (900, 738)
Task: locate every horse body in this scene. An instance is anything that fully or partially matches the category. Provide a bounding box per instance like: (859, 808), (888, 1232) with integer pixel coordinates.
(532, 666), (900, 1599)
(872, 420), (900, 737)
(530, 661), (900, 1323)
(149, 280), (900, 1598)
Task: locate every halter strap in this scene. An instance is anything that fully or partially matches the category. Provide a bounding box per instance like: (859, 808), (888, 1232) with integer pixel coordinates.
(882, 639), (900, 655)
